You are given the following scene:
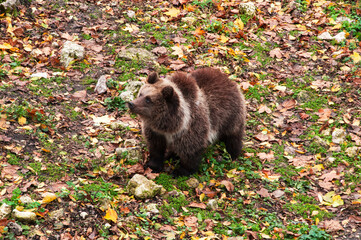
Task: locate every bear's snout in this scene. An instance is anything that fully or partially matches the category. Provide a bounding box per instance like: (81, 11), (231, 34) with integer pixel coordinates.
(127, 102), (135, 111)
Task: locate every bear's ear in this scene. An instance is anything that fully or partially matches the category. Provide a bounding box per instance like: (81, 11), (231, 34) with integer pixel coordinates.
(147, 72), (159, 84)
(162, 86), (174, 101)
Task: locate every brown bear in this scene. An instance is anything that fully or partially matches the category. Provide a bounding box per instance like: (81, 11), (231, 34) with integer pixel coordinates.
(128, 68), (246, 176)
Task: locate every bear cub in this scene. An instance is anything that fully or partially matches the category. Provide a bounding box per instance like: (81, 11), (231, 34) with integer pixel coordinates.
(128, 68), (246, 176)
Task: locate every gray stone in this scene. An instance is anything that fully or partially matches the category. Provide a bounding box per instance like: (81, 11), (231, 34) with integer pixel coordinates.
(127, 174), (166, 199)
(80, 211), (88, 219)
(336, 16), (354, 24)
(239, 2), (256, 16)
(332, 128), (346, 144)
(0, 0), (19, 12)
(120, 91), (135, 102)
(185, 178), (199, 189)
(7, 222), (22, 236)
(94, 75), (108, 94)
(124, 139), (138, 147)
(334, 32), (346, 43)
(30, 72), (49, 79)
(13, 209), (37, 222)
(60, 41), (85, 67)
(110, 121), (130, 130)
(118, 48), (156, 62)
(272, 189), (285, 198)
(19, 196), (34, 205)
(126, 10), (135, 18)
(313, 135), (328, 148)
(116, 147), (142, 161)
(0, 203), (12, 219)
(318, 32), (333, 40)
(48, 208), (65, 221)
(345, 146), (360, 158)
(297, 90), (311, 103)
(207, 199), (218, 210)
(145, 203), (159, 214)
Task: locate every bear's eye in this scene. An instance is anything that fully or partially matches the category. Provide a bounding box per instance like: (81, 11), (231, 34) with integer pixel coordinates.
(145, 97), (152, 104)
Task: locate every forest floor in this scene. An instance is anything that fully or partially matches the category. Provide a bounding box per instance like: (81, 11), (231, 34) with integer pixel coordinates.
(1, 0), (361, 239)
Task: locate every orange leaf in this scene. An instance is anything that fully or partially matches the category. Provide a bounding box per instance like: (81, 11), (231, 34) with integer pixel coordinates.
(194, 27), (205, 36)
(104, 207), (118, 223)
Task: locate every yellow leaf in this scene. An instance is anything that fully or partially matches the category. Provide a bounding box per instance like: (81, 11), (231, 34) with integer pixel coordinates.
(332, 194), (344, 207)
(164, 8), (180, 18)
(350, 51), (361, 64)
(0, 43), (14, 50)
(199, 193), (205, 202)
(234, 18), (244, 30)
(18, 116), (26, 125)
(219, 35), (229, 43)
(41, 193), (57, 204)
(104, 207), (118, 223)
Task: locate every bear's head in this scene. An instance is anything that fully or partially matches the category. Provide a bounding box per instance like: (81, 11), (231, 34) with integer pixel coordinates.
(128, 73), (182, 132)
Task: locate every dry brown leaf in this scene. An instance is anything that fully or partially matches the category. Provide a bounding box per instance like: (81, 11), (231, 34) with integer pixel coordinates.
(318, 220), (344, 232)
(317, 109), (332, 122)
(257, 188), (271, 198)
(319, 170), (342, 182)
(220, 180), (234, 192)
(270, 48), (283, 58)
(257, 151), (275, 161)
(188, 202), (207, 209)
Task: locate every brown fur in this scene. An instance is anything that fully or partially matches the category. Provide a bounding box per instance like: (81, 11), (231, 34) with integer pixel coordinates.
(128, 68), (246, 176)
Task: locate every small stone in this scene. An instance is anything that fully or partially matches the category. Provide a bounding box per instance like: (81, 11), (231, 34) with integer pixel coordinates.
(30, 72), (49, 79)
(94, 75), (108, 94)
(126, 10), (135, 18)
(116, 147), (142, 161)
(336, 16), (354, 24)
(19, 196), (34, 205)
(318, 32), (333, 40)
(126, 81), (143, 95)
(127, 174), (166, 199)
(345, 147), (360, 158)
(296, 90), (311, 103)
(332, 128), (346, 144)
(80, 211), (88, 219)
(120, 91), (135, 102)
(0, 203), (12, 219)
(146, 203), (159, 214)
(104, 223), (111, 229)
(124, 139), (138, 147)
(7, 222), (22, 236)
(48, 208), (65, 221)
(60, 41), (85, 67)
(185, 178), (199, 189)
(314, 135), (328, 148)
(53, 222), (63, 230)
(239, 2), (256, 16)
(13, 209), (37, 222)
(272, 189), (285, 198)
(207, 199), (218, 210)
(110, 121), (129, 130)
(333, 32), (346, 43)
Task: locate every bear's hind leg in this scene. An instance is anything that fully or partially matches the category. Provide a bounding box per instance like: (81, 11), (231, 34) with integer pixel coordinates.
(223, 133), (243, 160)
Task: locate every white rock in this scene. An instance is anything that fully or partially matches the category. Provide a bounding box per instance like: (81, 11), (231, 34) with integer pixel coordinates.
(120, 91), (134, 102)
(94, 75), (108, 94)
(127, 81), (143, 95)
(127, 174), (165, 199)
(80, 211), (88, 219)
(13, 209), (37, 222)
(104, 223), (112, 229)
(333, 32), (346, 43)
(272, 189), (285, 198)
(7, 222), (22, 236)
(30, 72), (49, 79)
(116, 147), (142, 160)
(127, 10), (135, 18)
(207, 199), (218, 210)
(124, 139), (138, 147)
(19, 196), (34, 205)
(146, 203), (159, 214)
(60, 41), (85, 67)
(336, 16), (354, 24)
(332, 128), (346, 144)
(345, 146), (360, 158)
(0, 0), (19, 11)
(0, 203), (12, 219)
(239, 2), (256, 16)
(318, 32), (333, 40)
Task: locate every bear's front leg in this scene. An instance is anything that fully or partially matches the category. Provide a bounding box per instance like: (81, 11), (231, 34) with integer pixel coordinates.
(172, 149), (204, 177)
(144, 129), (166, 173)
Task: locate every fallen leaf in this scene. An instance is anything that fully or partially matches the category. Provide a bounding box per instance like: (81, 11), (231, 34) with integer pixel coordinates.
(188, 202), (207, 209)
(104, 207), (118, 223)
(350, 51), (361, 63)
(171, 45), (184, 58)
(317, 108), (332, 121)
(257, 188), (271, 198)
(220, 180), (234, 192)
(164, 8), (180, 18)
(234, 18), (244, 30)
(270, 48), (283, 58)
(318, 220), (344, 232)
